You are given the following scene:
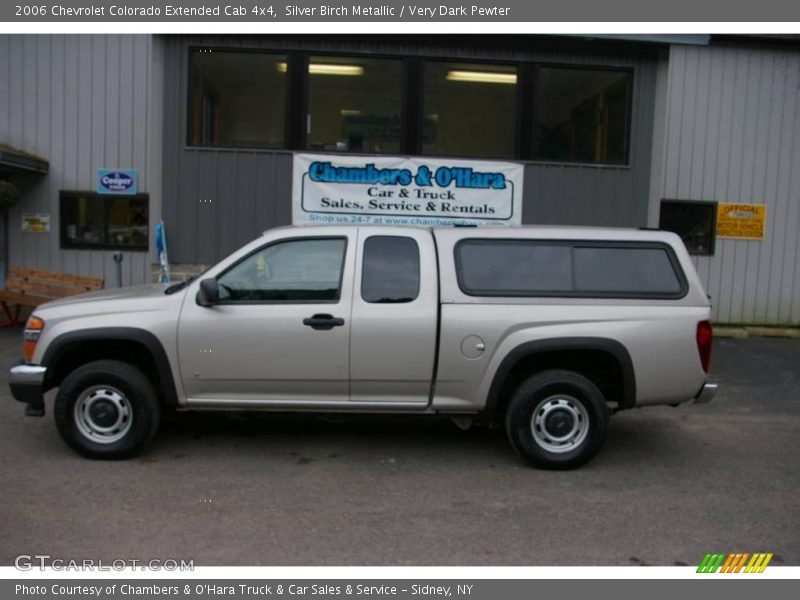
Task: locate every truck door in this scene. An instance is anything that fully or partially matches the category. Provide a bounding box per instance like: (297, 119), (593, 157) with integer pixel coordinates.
(349, 228), (439, 405)
(177, 232), (355, 405)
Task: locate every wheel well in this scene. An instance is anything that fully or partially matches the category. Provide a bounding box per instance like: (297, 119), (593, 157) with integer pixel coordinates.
(44, 340), (169, 405)
(492, 349), (630, 416)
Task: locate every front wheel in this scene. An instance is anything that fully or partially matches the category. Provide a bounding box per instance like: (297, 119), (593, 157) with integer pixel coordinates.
(54, 360), (161, 459)
(505, 370), (609, 469)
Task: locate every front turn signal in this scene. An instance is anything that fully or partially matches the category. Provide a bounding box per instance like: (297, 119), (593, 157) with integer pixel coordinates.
(23, 316), (45, 363)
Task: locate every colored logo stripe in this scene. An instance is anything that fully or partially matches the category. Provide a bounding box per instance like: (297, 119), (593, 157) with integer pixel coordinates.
(720, 553), (736, 572)
(745, 553), (773, 573)
(697, 552), (772, 573)
(719, 553), (749, 573)
(733, 553), (749, 573)
(697, 553), (725, 573)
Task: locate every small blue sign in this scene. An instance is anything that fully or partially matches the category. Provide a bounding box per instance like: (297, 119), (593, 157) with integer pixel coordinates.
(97, 169), (137, 195)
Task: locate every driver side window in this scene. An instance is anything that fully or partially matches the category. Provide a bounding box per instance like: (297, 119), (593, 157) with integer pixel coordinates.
(217, 237), (346, 302)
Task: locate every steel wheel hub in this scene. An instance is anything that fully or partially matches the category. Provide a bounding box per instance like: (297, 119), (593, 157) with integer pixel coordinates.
(531, 395), (589, 453)
(73, 385), (132, 444)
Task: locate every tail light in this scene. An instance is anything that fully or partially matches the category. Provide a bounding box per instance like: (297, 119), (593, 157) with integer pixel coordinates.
(23, 316), (45, 363)
(696, 320), (713, 373)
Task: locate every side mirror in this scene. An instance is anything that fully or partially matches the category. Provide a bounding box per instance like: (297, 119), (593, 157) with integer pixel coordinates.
(196, 278), (219, 307)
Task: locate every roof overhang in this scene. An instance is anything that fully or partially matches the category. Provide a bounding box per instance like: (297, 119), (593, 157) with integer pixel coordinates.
(573, 34), (711, 46)
(0, 142), (49, 177)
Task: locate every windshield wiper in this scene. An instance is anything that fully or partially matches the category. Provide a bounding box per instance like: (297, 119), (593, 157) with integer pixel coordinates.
(164, 275), (197, 295)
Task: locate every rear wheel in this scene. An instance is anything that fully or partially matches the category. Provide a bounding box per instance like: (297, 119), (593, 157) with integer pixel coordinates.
(505, 369), (609, 469)
(54, 360), (160, 459)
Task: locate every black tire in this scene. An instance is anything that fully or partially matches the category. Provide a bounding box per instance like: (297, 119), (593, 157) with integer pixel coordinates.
(54, 360), (160, 459)
(505, 369), (609, 470)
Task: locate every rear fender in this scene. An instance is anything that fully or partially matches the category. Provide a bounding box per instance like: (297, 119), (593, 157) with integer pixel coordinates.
(484, 337), (636, 412)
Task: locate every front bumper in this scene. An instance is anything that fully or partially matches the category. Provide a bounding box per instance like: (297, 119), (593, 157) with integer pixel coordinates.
(693, 382), (719, 404)
(9, 363), (47, 416)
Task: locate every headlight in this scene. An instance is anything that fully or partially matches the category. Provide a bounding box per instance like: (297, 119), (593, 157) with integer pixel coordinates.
(23, 316), (45, 363)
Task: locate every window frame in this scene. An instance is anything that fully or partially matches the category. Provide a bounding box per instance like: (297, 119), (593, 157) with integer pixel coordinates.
(183, 46), (637, 166)
(531, 63), (635, 166)
(212, 236), (349, 305)
(418, 57), (522, 160)
(360, 235), (421, 304)
(59, 190), (149, 252)
(659, 199), (718, 256)
(303, 51), (408, 155)
(186, 46), (291, 150)
(454, 239), (688, 300)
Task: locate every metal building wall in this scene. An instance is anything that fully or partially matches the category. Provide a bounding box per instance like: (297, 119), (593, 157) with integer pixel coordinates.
(0, 35), (162, 287)
(161, 35), (658, 265)
(653, 42), (800, 324)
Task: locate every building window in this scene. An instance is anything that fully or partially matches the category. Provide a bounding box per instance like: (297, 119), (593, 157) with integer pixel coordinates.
(534, 66), (632, 164)
(659, 200), (717, 255)
(60, 192), (149, 250)
(184, 49), (636, 163)
(422, 61), (517, 159)
(189, 49), (287, 148)
(307, 56), (403, 153)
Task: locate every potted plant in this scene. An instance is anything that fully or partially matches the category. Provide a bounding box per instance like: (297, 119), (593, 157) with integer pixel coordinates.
(0, 179), (19, 211)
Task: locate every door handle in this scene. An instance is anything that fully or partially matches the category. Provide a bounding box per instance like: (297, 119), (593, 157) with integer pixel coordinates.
(303, 313), (345, 330)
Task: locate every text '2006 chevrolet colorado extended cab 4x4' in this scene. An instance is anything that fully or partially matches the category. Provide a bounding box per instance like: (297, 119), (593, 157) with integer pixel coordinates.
(9, 225), (717, 469)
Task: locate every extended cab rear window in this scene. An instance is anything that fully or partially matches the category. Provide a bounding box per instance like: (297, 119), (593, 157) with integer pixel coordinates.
(361, 236), (421, 303)
(455, 239), (687, 299)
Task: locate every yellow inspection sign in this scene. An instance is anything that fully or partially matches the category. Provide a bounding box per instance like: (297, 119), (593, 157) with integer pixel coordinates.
(716, 203), (767, 239)
(21, 213), (50, 233)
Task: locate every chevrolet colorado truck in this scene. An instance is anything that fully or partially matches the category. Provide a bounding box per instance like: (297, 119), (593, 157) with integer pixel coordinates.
(9, 225), (717, 469)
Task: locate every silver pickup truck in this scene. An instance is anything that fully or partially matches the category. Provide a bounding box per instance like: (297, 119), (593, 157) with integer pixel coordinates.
(9, 225), (717, 469)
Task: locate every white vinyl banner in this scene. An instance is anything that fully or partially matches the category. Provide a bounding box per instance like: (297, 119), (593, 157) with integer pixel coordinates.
(292, 153), (523, 227)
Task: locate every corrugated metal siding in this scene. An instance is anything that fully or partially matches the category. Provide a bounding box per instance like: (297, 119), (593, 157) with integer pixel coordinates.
(162, 35), (658, 264)
(656, 43), (800, 324)
(0, 35), (159, 287)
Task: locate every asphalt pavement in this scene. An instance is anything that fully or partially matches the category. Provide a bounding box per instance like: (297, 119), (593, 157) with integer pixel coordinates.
(1, 329), (798, 566)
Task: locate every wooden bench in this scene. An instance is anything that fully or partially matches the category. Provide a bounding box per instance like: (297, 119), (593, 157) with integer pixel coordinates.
(0, 266), (104, 328)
